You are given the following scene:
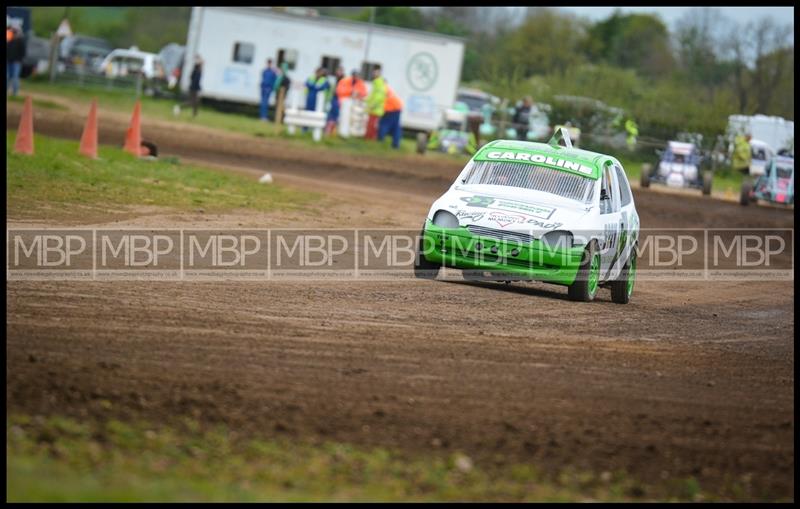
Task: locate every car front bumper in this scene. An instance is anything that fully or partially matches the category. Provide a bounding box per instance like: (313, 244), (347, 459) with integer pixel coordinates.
(422, 221), (585, 286)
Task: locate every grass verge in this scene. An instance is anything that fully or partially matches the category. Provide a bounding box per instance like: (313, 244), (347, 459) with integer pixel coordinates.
(7, 413), (726, 502)
(7, 131), (320, 220)
(17, 80), (461, 163)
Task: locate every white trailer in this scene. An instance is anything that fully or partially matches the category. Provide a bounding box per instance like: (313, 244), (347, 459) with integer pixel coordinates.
(181, 7), (465, 132)
(727, 114), (794, 153)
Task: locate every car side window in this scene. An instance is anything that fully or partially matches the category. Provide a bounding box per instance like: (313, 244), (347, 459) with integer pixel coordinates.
(600, 165), (618, 214)
(614, 164), (633, 207)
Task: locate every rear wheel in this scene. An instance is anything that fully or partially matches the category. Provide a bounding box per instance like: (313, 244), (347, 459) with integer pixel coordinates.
(702, 171), (712, 196)
(568, 242), (601, 302)
(610, 247), (637, 304)
(413, 225), (440, 279)
(740, 180), (752, 206)
(416, 132), (428, 155)
(640, 164), (651, 188)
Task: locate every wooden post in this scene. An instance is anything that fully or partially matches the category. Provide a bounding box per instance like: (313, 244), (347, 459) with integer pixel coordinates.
(275, 87), (286, 125)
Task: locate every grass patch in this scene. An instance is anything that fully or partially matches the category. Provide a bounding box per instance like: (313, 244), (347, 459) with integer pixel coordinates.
(7, 94), (67, 111)
(7, 131), (319, 219)
(6, 413), (738, 502)
(19, 80), (462, 164)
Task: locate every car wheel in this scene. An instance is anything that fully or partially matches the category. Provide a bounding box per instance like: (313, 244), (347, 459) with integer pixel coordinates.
(413, 225), (440, 280)
(740, 180), (752, 206)
(610, 245), (637, 304)
(416, 132), (428, 155)
(702, 171), (712, 196)
(640, 164), (651, 188)
(568, 241), (601, 302)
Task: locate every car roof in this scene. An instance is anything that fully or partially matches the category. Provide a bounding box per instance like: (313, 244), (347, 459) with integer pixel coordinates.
(105, 49), (159, 60)
(473, 139), (611, 180)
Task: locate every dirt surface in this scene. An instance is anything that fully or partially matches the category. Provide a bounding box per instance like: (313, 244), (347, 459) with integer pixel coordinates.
(6, 99), (795, 499)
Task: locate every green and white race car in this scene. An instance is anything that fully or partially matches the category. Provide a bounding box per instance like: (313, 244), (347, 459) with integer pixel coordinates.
(415, 129), (640, 303)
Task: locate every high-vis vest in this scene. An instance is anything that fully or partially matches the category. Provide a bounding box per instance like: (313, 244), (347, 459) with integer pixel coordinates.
(384, 85), (403, 113)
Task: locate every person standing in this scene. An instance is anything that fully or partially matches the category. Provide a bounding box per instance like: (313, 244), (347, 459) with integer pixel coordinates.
(512, 96), (533, 141)
(174, 55), (203, 117)
(336, 69), (367, 101)
(303, 68), (329, 133)
(259, 58), (278, 121)
(324, 66), (346, 135)
(273, 62), (292, 124)
(378, 81), (403, 149)
(365, 64), (386, 140)
(733, 133), (753, 175)
(305, 67), (330, 111)
(6, 26), (25, 97)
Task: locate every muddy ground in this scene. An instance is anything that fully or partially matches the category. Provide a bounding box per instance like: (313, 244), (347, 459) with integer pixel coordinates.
(6, 99), (795, 499)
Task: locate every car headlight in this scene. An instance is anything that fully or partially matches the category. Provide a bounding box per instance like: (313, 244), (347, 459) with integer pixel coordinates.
(432, 210), (460, 229)
(540, 230), (574, 250)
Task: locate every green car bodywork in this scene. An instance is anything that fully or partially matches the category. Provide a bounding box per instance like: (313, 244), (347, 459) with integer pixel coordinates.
(421, 139), (623, 286)
(422, 221), (586, 285)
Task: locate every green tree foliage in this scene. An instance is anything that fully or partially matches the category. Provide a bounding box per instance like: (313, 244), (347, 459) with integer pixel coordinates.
(585, 11), (675, 77)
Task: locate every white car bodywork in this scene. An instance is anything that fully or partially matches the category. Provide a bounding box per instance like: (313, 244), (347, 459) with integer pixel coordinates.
(658, 141), (699, 187)
(425, 140), (640, 285)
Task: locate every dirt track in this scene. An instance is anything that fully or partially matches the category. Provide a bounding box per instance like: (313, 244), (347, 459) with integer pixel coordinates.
(6, 99), (795, 499)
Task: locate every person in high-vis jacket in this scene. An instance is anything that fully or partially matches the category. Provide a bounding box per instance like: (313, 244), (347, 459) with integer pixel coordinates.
(378, 81), (403, 149)
(365, 65), (385, 140)
(305, 67), (330, 111)
(732, 134), (752, 175)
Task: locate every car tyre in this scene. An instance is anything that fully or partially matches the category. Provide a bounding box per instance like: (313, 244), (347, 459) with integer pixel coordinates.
(640, 164), (651, 188)
(568, 241), (601, 302)
(414, 225), (440, 280)
(610, 245), (637, 304)
(740, 180), (752, 206)
(702, 171), (712, 196)
(416, 132), (428, 155)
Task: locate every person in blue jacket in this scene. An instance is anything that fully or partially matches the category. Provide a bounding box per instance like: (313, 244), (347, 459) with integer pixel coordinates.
(305, 67), (330, 110)
(304, 67), (330, 132)
(259, 59), (278, 121)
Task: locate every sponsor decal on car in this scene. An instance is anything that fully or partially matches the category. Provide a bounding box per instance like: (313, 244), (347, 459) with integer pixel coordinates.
(482, 151), (595, 177)
(459, 195), (556, 220)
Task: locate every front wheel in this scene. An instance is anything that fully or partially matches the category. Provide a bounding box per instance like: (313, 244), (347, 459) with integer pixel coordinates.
(416, 132), (428, 155)
(701, 171), (712, 196)
(568, 242), (601, 302)
(413, 226), (440, 279)
(640, 164), (651, 188)
(610, 246), (637, 304)
(740, 180), (752, 206)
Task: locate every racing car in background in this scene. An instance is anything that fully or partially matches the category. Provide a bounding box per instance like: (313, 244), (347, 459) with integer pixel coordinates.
(740, 155), (794, 206)
(415, 128), (640, 303)
(640, 141), (712, 196)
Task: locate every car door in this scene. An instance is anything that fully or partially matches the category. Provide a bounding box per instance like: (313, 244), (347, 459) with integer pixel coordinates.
(610, 163), (637, 280)
(598, 164), (622, 279)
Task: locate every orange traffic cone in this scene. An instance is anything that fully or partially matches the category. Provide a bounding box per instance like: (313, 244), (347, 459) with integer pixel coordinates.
(14, 96), (34, 155)
(123, 100), (142, 156)
(79, 99), (99, 159)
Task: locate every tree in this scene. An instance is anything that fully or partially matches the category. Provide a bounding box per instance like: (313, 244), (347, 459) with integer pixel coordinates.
(722, 16), (793, 114)
(586, 11), (675, 77)
(498, 8), (587, 78)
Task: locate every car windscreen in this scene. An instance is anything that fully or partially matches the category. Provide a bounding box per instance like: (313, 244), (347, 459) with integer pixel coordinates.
(456, 95), (487, 112)
(464, 160), (595, 204)
(776, 164), (793, 179)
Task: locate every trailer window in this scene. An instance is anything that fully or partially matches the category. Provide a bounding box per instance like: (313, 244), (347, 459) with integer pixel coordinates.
(320, 56), (340, 75)
(232, 42), (254, 64)
(361, 61), (381, 81)
(277, 49), (298, 71)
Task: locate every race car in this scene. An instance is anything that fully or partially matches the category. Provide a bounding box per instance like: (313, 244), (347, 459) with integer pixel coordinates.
(740, 155), (794, 206)
(640, 141), (712, 195)
(414, 128), (640, 303)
